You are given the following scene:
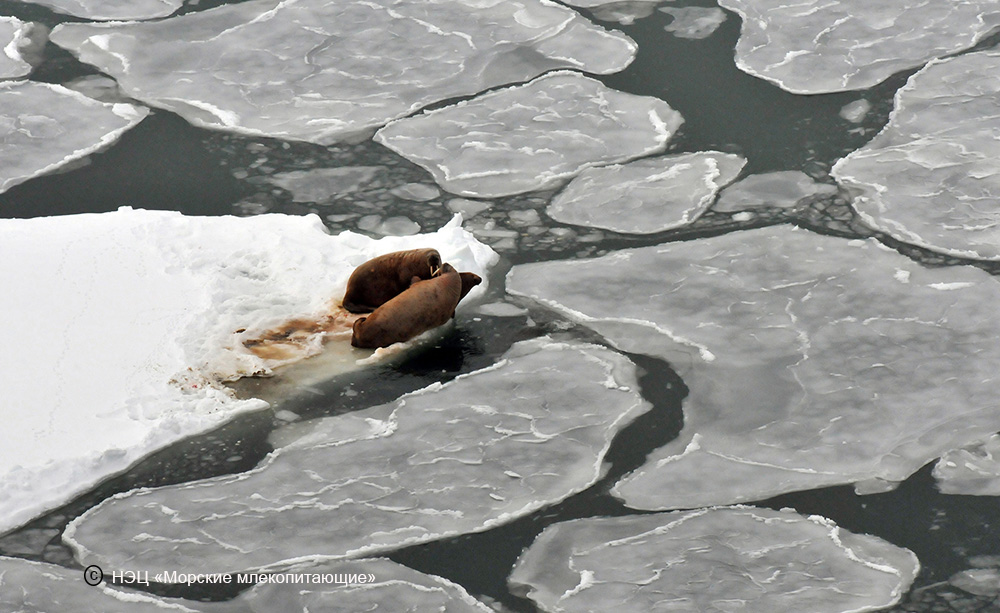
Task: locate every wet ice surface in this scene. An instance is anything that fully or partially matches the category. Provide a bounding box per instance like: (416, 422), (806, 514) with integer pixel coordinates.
(660, 6), (727, 40)
(49, 0), (635, 145)
(834, 49), (1000, 261)
(23, 0), (184, 20)
(0, 81), (148, 195)
(0, 208), (493, 535)
(0, 556), (490, 612)
(718, 0), (1000, 94)
(507, 225), (1000, 509)
(375, 71), (683, 197)
(712, 170), (838, 213)
(64, 338), (650, 576)
(510, 506), (918, 613)
(546, 151), (745, 233)
(933, 435), (1000, 496)
(0, 17), (32, 79)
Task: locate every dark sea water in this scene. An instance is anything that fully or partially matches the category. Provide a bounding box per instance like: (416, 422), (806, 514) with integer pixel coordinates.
(2, 1), (999, 611)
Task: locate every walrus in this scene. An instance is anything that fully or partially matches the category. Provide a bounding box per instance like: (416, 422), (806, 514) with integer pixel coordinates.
(351, 263), (463, 348)
(342, 248), (442, 313)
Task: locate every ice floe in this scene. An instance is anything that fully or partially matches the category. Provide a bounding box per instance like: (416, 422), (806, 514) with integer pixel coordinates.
(510, 506), (918, 612)
(661, 6), (727, 39)
(376, 71), (683, 197)
(934, 435), (1000, 496)
(712, 170), (837, 213)
(546, 151), (745, 233)
(0, 556), (491, 612)
(507, 225), (1000, 509)
(833, 49), (1000, 261)
(0, 80), (148, 195)
(266, 167), (381, 204)
(0, 208), (494, 535)
(718, 0), (1000, 94)
(26, 0), (184, 20)
(63, 338), (649, 576)
(0, 17), (33, 79)
(50, 0), (636, 144)
(559, 0), (662, 25)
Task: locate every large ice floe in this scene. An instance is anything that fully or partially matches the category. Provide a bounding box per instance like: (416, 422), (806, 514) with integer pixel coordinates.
(0, 208), (495, 535)
(24, 0), (184, 20)
(0, 17), (33, 79)
(62, 338), (649, 577)
(509, 506), (918, 612)
(49, 0), (636, 144)
(546, 151), (745, 233)
(0, 556), (491, 612)
(833, 48), (1000, 261)
(718, 0), (1000, 94)
(507, 225), (1000, 509)
(0, 80), (148, 195)
(375, 70), (683, 197)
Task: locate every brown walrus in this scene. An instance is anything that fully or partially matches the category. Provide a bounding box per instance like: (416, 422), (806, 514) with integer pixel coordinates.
(351, 263), (463, 348)
(342, 248), (442, 313)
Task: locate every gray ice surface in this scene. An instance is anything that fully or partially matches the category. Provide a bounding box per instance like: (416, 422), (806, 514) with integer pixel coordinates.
(0, 17), (32, 79)
(0, 81), (148, 195)
(510, 506), (918, 613)
(64, 338), (650, 577)
(25, 0), (183, 20)
(50, 0), (636, 145)
(507, 225), (1000, 509)
(934, 435), (1000, 496)
(546, 151), (745, 233)
(267, 167), (380, 203)
(834, 49), (1000, 261)
(376, 71), (683, 197)
(0, 556), (490, 612)
(718, 0), (1000, 94)
(588, 2), (661, 26)
(661, 6), (727, 39)
(712, 170), (837, 213)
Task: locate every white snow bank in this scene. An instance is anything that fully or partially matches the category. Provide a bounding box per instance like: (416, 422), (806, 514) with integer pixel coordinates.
(0, 208), (496, 534)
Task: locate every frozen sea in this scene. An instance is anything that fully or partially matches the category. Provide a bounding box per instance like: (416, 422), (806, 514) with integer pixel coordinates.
(3, 0), (1000, 612)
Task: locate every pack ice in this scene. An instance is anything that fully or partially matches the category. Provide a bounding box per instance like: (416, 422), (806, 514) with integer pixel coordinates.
(0, 208), (494, 535)
(0, 17), (33, 79)
(0, 556), (491, 612)
(834, 49), (1000, 261)
(25, 0), (184, 20)
(49, 0), (636, 144)
(0, 81), (147, 195)
(507, 225), (1000, 509)
(63, 338), (649, 577)
(376, 71), (683, 197)
(546, 151), (745, 233)
(718, 0), (1000, 93)
(510, 507), (918, 612)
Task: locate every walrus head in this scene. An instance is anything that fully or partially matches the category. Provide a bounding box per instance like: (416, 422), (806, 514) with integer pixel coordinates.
(427, 251), (443, 278)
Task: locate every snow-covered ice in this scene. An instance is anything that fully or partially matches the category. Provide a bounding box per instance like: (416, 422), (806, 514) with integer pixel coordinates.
(0, 81), (148, 195)
(834, 49), (1000, 261)
(50, 0), (636, 144)
(661, 6), (727, 40)
(25, 0), (184, 20)
(0, 208), (495, 535)
(546, 151), (746, 234)
(376, 71), (683, 197)
(712, 170), (837, 213)
(0, 556), (491, 612)
(507, 225), (1000, 509)
(510, 506), (918, 612)
(934, 435), (1000, 496)
(718, 0), (1000, 94)
(546, 151), (744, 233)
(63, 338), (650, 576)
(0, 17), (33, 79)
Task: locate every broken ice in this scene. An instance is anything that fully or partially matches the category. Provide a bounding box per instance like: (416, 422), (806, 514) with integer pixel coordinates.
(510, 506), (918, 612)
(546, 151), (745, 233)
(661, 6), (727, 40)
(376, 71), (683, 197)
(834, 48), (1000, 261)
(63, 338), (650, 576)
(0, 17), (33, 79)
(25, 0), (184, 20)
(718, 0), (1000, 93)
(50, 0), (636, 144)
(507, 225), (1000, 509)
(0, 81), (148, 195)
(934, 435), (1000, 496)
(712, 170), (837, 213)
(267, 167), (380, 204)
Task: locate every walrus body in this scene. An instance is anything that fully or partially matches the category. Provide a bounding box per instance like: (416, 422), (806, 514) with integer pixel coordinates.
(342, 248), (442, 313)
(352, 263), (462, 348)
